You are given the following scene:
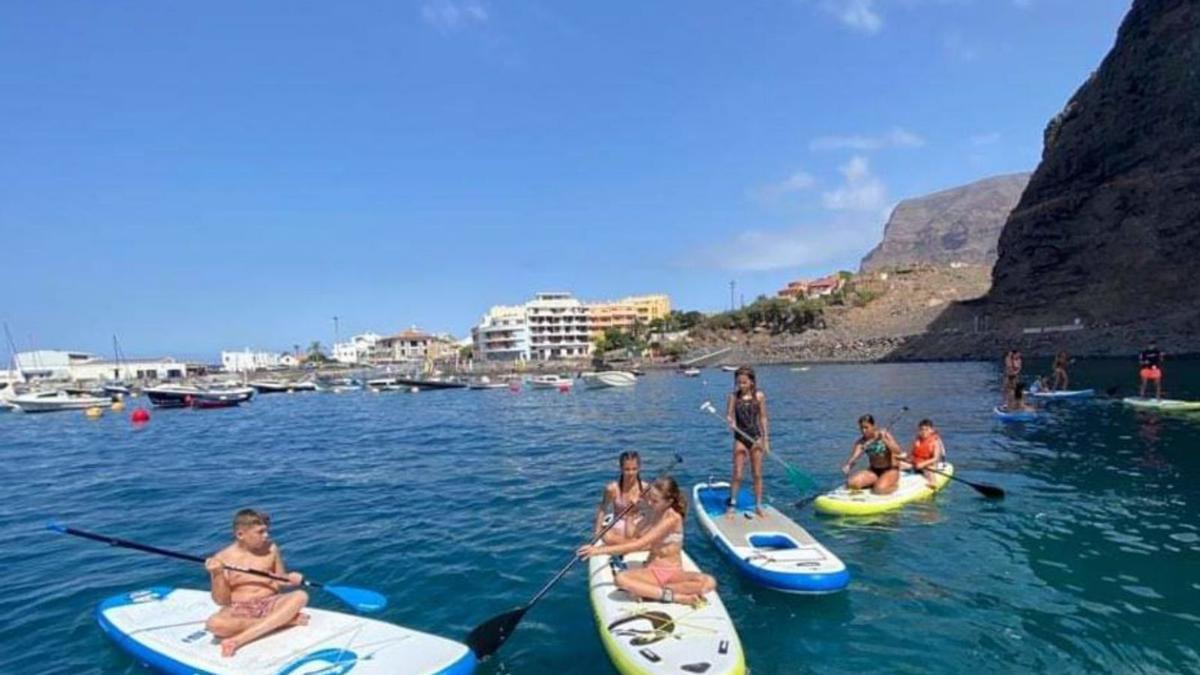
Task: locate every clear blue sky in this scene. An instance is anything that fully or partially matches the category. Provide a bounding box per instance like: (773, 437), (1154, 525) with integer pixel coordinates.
(1, 0), (1131, 359)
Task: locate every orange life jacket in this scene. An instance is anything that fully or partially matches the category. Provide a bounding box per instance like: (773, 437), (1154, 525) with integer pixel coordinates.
(911, 432), (940, 464)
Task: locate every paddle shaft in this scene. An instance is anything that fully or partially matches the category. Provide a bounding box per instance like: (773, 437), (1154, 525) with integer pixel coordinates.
(55, 525), (325, 589)
(911, 464), (1004, 498)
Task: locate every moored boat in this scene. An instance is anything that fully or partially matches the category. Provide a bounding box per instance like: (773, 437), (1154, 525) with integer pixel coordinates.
(249, 379), (318, 394)
(581, 371), (637, 389)
(11, 390), (115, 413)
(530, 374), (573, 389)
(680, 367), (701, 377)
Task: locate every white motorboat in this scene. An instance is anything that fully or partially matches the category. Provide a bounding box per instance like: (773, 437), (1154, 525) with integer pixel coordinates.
(581, 371), (637, 389)
(530, 374), (573, 389)
(11, 390), (114, 413)
(681, 367), (701, 377)
(468, 376), (509, 390)
(365, 377), (405, 392)
(249, 379), (318, 394)
(720, 365), (739, 372)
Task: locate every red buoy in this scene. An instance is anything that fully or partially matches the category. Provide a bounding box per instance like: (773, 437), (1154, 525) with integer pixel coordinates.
(131, 408), (150, 424)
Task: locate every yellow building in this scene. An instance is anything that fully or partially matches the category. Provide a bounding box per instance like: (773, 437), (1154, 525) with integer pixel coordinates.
(586, 294), (671, 338)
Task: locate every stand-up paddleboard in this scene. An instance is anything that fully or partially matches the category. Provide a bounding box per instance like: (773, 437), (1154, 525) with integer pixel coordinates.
(814, 463), (955, 517)
(1032, 389), (1094, 399)
(588, 552), (745, 675)
(692, 483), (848, 593)
(97, 587), (476, 675)
(1122, 397), (1200, 412)
(994, 406), (1037, 421)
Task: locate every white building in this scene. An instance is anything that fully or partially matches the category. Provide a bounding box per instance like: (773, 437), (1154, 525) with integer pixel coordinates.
(13, 350), (192, 381)
(221, 349), (284, 373)
(472, 305), (530, 362)
(525, 292), (592, 361)
(332, 332), (382, 364)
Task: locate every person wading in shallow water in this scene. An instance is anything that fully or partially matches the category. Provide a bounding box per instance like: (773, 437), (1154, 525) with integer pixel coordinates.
(725, 366), (770, 519)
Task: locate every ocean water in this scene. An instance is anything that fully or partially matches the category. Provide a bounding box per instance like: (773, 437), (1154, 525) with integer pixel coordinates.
(1, 361), (1198, 674)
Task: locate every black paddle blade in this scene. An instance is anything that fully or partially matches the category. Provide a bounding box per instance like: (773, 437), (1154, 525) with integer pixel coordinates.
(793, 495), (819, 510)
(973, 483), (1006, 499)
(466, 606), (528, 659)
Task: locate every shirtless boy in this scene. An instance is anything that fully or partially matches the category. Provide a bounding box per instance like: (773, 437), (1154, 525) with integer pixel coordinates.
(204, 509), (309, 657)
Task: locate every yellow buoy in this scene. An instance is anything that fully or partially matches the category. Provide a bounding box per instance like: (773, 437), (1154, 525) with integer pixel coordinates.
(84, 406), (104, 419)
(112, 400), (126, 412)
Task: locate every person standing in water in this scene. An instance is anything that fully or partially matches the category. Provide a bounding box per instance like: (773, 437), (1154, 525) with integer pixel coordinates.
(1052, 351), (1071, 391)
(593, 451), (646, 545)
(725, 366), (769, 519)
(1138, 341), (1165, 399)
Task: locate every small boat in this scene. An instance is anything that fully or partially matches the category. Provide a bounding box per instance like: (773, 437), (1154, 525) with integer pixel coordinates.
(581, 371), (637, 389)
(366, 377), (404, 392)
(394, 377), (468, 391)
(680, 367), (701, 377)
(102, 382), (132, 396)
(531, 374), (573, 389)
(145, 384), (202, 408)
(145, 384), (254, 408)
(248, 380), (318, 394)
(96, 587), (476, 675)
(467, 376), (509, 390)
(62, 384), (108, 397)
(720, 365), (739, 372)
(694, 482), (849, 593)
(790, 366), (810, 372)
(11, 390), (115, 413)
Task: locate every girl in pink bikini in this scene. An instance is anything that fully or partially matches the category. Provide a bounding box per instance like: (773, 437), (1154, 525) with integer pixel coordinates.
(578, 476), (716, 607)
(592, 451), (647, 545)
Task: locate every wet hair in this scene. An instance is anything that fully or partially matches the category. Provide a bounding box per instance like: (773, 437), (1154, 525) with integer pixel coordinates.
(652, 476), (687, 518)
(918, 419), (934, 428)
(733, 366), (758, 398)
(617, 450), (642, 497)
(858, 414), (876, 427)
(233, 508), (270, 532)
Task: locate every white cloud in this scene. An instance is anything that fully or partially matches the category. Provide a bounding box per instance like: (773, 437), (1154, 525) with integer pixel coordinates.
(810, 127), (925, 151)
(750, 170), (817, 204)
(969, 131), (1001, 147)
(823, 0), (883, 34)
(421, 0), (488, 33)
(822, 155), (888, 212)
(690, 223), (872, 272)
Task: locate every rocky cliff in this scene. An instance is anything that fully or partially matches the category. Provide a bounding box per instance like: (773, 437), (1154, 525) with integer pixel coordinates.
(986, 0), (1200, 328)
(860, 173), (1030, 272)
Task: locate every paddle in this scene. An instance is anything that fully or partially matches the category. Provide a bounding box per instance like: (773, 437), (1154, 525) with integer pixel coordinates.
(465, 453), (683, 660)
(46, 523), (387, 613)
(911, 465), (1005, 499)
(699, 400), (817, 493)
(793, 406), (910, 509)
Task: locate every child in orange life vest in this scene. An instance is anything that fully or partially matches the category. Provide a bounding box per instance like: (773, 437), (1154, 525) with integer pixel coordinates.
(902, 419), (945, 488)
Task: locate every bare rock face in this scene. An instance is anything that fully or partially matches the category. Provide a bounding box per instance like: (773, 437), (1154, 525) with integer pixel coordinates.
(987, 0), (1200, 327)
(860, 173), (1030, 272)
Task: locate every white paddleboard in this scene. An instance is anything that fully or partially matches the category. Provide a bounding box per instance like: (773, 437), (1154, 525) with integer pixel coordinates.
(1031, 389), (1094, 399)
(96, 587), (475, 675)
(693, 483), (848, 593)
(1122, 397), (1200, 411)
(588, 551), (745, 675)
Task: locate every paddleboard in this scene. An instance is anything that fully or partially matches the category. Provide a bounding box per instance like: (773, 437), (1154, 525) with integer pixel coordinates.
(588, 551), (745, 675)
(1122, 397), (1200, 412)
(813, 463), (954, 517)
(1032, 389), (1094, 399)
(96, 587), (475, 675)
(692, 483), (848, 593)
(994, 406), (1037, 421)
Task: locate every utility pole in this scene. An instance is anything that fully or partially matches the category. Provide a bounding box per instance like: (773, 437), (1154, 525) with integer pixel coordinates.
(729, 280), (736, 312)
(333, 316), (340, 347)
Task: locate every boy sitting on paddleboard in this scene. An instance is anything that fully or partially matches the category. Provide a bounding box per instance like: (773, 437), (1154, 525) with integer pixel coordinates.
(901, 419), (945, 488)
(204, 509), (309, 657)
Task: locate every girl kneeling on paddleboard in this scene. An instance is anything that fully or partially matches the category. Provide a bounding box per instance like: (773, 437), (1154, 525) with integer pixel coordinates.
(593, 450), (646, 545)
(842, 414), (904, 495)
(578, 476), (716, 607)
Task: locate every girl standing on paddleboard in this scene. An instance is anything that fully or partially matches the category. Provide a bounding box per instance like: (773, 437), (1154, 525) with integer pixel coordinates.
(592, 451), (646, 545)
(579, 476), (716, 607)
(841, 414), (904, 495)
(726, 366), (770, 519)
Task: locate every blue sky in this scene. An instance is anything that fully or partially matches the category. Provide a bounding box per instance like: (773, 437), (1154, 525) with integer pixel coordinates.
(0, 0), (1131, 359)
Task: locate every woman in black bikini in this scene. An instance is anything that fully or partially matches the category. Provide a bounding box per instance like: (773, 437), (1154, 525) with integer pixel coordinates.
(841, 414), (903, 495)
(725, 366), (770, 518)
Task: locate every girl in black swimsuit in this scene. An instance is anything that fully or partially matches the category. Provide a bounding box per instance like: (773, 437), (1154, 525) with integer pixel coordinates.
(725, 366), (770, 518)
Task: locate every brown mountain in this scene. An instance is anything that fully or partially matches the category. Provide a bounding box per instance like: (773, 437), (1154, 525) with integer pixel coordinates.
(985, 0), (1200, 328)
(860, 172), (1030, 272)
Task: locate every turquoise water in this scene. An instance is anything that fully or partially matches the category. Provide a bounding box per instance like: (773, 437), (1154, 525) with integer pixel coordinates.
(2, 361), (1198, 674)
